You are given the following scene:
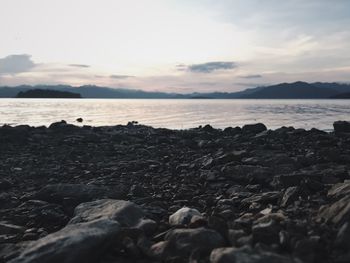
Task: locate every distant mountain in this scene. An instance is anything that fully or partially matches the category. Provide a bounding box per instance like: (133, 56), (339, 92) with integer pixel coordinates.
(1, 82), (350, 99)
(16, 89), (82, 98)
(239, 81), (350, 99)
(330, 92), (350, 99)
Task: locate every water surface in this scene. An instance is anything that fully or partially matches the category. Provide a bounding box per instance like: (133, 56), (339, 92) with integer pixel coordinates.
(0, 99), (349, 130)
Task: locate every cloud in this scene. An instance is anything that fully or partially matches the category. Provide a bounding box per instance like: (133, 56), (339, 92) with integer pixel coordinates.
(110, 74), (134, 79)
(68, 64), (90, 68)
(0, 54), (36, 74)
(240, 74), (262, 79)
(187, 61), (237, 73)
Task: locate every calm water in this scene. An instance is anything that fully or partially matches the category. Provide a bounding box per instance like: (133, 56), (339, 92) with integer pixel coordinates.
(0, 99), (349, 131)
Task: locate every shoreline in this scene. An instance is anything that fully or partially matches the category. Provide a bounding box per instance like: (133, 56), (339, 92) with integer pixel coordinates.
(1, 120), (350, 262)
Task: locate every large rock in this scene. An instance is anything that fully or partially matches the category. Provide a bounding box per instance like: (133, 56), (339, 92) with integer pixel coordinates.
(35, 184), (127, 205)
(318, 195), (350, 225)
(153, 228), (225, 260)
(169, 207), (202, 226)
(210, 246), (295, 263)
(242, 123), (267, 134)
(9, 219), (120, 263)
(333, 121), (350, 133)
(69, 199), (146, 228)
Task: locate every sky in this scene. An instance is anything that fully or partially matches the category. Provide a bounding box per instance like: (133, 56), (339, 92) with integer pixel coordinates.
(0, 0), (350, 93)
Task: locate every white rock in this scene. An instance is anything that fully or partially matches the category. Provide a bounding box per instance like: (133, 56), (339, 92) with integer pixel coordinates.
(169, 207), (202, 226)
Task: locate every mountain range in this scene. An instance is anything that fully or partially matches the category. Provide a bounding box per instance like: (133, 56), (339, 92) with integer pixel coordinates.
(0, 81), (350, 99)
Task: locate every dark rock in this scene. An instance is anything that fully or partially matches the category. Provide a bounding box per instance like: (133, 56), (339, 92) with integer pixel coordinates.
(0, 222), (25, 235)
(9, 219), (120, 263)
(76, 118), (83, 123)
(335, 222), (350, 250)
(242, 123), (267, 134)
(154, 228), (225, 260)
(0, 179), (13, 191)
(333, 121), (350, 133)
(252, 220), (281, 245)
(293, 236), (325, 263)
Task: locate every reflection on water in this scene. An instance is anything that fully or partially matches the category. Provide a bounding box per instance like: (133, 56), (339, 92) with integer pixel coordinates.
(0, 99), (349, 130)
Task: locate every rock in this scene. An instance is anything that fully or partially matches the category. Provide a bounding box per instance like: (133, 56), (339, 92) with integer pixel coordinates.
(252, 220), (280, 245)
(0, 222), (25, 235)
(242, 123), (267, 134)
(154, 228), (225, 260)
(210, 246), (295, 263)
(318, 195), (350, 225)
(328, 182), (350, 199)
(76, 118), (83, 123)
(242, 192), (281, 205)
(0, 179), (13, 191)
(293, 236), (325, 263)
(335, 222), (350, 250)
(333, 121), (350, 133)
(169, 207), (202, 226)
(35, 184), (127, 205)
(227, 229), (246, 246)
(69, 199), (147, 229)
(9, 219), (120, 263)
(128, 184), (147, 197)
(280, 187), (300, 207)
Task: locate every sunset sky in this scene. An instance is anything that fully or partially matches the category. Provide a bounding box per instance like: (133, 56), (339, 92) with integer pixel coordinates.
(1, 0), (350, 92)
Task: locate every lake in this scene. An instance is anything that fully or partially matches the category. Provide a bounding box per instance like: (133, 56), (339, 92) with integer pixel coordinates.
(0, 99), (349, 131)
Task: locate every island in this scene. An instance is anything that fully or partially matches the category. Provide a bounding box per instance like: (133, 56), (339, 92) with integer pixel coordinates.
(16, 89), (82, 98)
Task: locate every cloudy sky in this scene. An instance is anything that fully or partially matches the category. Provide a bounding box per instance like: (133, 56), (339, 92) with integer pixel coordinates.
(1, 0), (350, 92)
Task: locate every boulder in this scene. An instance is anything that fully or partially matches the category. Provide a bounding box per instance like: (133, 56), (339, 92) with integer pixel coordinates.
(333, 121), (350, 133)
(9, 219), (120, 263)
(35, 184), (127, 205)
(210, 246), (295, 263)
(169, 207), (202, 226)
(69, 199), (146, 228)
(242, 123), (267, 134)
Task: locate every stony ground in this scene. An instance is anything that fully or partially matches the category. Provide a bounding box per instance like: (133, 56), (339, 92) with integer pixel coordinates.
(1, 120), (350, 263)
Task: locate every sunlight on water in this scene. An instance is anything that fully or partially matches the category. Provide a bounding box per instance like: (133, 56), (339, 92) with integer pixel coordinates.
(0, 99), (349, 130)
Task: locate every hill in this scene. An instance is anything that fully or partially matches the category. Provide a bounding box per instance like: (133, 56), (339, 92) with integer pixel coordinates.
(16, 89), (82, 98)
(239, 81), (344, 99)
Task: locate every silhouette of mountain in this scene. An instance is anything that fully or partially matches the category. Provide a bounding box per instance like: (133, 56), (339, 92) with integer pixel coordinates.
(239, 81), (350, 99)
(1, 82), (350, 99)
(330, 92), (350, 99)
(16, 89), (81, 98)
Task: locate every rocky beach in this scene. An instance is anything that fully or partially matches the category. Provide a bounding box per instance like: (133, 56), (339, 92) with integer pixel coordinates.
(1, 120), (350, 263)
